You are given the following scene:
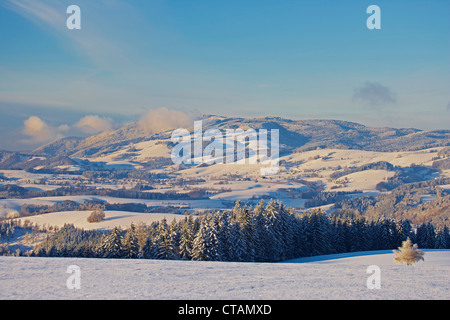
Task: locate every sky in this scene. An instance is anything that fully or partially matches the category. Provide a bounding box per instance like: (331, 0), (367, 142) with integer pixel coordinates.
(0, 0), (449, 150)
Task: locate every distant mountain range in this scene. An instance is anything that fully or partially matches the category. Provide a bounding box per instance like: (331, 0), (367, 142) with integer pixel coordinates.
(1, 115), (449, 171)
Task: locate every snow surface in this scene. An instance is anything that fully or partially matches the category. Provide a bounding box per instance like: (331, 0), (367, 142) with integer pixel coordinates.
(0, 250), (448, 300)
(17, 210), (194, 231)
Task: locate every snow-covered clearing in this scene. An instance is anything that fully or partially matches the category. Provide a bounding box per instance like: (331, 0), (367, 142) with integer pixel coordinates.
(0, 250), (448, 300)
(0, 195), (229, 214)
(16, 210), (192, 231)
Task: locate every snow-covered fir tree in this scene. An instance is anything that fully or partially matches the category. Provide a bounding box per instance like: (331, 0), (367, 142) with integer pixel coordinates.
(99, 227), (123, 258)
(191, 218), (210, 261)
(178, 215), (195, 260)
(122, 223), (139, 259)
(228, 221), (246, 262)
(434, 224), (450, 249)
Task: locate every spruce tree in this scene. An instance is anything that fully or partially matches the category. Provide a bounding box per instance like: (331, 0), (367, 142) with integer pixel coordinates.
(141, 236), (154, 259)
(228, 221), (246, 262)
(259, 200), (281, 261)
(235, 205), (256, 261)
(101, 227), (124, 258)
(415, 223), (428, 249)
(122, 224), (139, 259)
(425, 222), (436, 249)
(253, 206), (268, 261)
(191, 218), (210, 261)
(179, 215), (195, 260)
(306, 209), (332, 256)
(152, 218), (177, 260)
(434, 224), (450, 249)
(217, 211), (232, 261)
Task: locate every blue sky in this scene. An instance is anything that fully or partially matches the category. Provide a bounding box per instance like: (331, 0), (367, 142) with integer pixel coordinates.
(0, 0), (449, 150)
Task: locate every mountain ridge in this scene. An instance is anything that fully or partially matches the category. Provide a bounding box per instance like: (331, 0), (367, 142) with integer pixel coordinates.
(32, 115), (448, 157)
(0, 115), (448, 171)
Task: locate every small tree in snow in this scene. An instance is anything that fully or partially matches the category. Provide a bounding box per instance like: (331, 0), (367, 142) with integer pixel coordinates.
(393, 238), (425, 266)
(87, 209), (106, 223)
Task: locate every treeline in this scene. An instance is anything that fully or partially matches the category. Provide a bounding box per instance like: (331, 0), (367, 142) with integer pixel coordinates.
(334, 178), (450, 225)
(375, 165), (439, 191)
(330, 161), (396, 180)
(0, 185), (198, 200)
(432, 158), (450, 171)
(31, 200), (450, 261)
(20, 200), (185, 216)
(328, 160), (440, 192)
(303, 190), (358, 208)
(81, 169), (170, 182)
(0, 220), (15, 240)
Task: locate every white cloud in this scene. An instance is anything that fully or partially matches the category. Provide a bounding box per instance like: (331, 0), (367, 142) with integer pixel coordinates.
(138, 107), (199, 134)
(21, 114), (116, 146)
(22, 116), (65, 145)
(75, 115), (114, 134)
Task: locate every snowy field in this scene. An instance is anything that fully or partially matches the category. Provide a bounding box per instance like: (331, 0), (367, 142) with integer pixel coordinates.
(15, 210), (193, 231)
(0, 250), (448, 300)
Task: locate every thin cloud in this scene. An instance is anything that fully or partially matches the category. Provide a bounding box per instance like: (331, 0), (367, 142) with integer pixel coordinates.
(2, 0), (130, 69)
(3, 0), (65, 29)
(353, 82), (397, 108)
(75, 115), (115, 134)
(138, 107), (199, 134)
(0, 93), (71, 108)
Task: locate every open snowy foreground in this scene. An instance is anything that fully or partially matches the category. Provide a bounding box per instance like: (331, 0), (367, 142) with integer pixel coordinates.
(0, 250), (448, 300)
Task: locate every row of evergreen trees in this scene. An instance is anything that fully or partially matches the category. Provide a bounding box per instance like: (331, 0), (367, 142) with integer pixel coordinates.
(0, 220), (15, 240)
(32, 200), (450, 261)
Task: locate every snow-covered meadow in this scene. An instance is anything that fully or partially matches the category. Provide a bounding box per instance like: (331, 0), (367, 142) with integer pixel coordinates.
(1, 250), (448, 300)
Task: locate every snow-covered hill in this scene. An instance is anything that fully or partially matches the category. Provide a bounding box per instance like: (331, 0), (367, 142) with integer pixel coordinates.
(1, 250), (448, 300)
(2, 115), (449, 172)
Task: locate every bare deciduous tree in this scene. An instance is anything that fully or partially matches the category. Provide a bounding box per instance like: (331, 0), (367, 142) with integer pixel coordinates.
(87, 209), (106, 223)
